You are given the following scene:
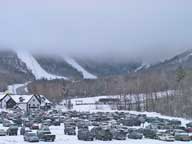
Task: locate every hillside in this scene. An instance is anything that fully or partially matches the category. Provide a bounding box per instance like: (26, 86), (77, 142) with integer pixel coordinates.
(0, 49), (191, 92)
(75, 57), (142, 77)
(139, 49), (192, 74)
(0, 50), (34, 91)
(0, 49), (143, 91)
(34, 55), (84, 80)
(34, 54), (142, 79)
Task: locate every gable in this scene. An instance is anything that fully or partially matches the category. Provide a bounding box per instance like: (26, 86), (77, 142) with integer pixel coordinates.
(28, 96), (40, 105)
(6, 98), (17, 109)
(3, 95), (12, 103)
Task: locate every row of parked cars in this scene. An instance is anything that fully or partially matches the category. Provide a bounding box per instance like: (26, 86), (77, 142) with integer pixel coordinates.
(0, 109), (57, 142)
(0, 109), (192, 143)
(62, 111), (192, 142)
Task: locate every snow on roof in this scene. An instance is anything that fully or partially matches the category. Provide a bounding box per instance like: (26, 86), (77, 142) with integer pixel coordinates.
(10, 95), (33, 103)
(0, 94), (6, 100)
(39, 95), (51, 104)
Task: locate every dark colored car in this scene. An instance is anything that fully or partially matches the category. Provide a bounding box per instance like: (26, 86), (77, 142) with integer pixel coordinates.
(7, 126), (18, 136)
(78, 129), (94, 141)
(143, 129), (157, 139)
(128, 132), (143, 140)
(52, 119), (61, 126)
(94, 127), (113, 141)
(112, 129), (127, 140)
(3, 120), (13, 127)
(64, 126), (76, 135)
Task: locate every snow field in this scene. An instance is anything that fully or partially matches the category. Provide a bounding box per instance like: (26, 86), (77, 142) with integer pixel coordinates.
(16, 51), (67, 80)
(64, 57), (97, 79)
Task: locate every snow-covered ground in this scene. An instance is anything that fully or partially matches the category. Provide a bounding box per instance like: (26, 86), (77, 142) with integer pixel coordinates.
(7, 82), (29, 94)
(0, 98), (191, 144)
(0, 115), (190, 144)
(60, 91), (174, 111)
(135, 63), (151, 72)
(0, 92), (190, 143)
(0, 124), (189, 144)
(135, 64), (146, 72)
(64, 57), (97, 79)
(8, 84), (22, 94)
(17, 51), (67, 80)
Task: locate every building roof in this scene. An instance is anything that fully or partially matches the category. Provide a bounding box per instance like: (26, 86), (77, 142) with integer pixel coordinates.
(2, 94), (51, 105)
(0, 94), (6, 100)
(10, 95), (33, 103)
(39, 95), (51, 104)
(99, 98), (120, 103)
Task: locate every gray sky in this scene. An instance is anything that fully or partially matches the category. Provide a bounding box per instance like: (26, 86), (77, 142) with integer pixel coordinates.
(0, 0), (191, 63)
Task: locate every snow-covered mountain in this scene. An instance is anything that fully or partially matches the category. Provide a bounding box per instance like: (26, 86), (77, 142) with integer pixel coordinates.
(64, 57), (97, 79)
(137, 49), (192, 73)
(1, 49), (192, 86)
(1, 48), (192, 95)
(0, 50), (141, 84)
(0, 50), (34, 91)
(16, 51), (68, 80)
(33, 54), (141, 79)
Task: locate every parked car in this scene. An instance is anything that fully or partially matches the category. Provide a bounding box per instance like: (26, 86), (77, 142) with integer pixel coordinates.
(12, 118), (22, 127)
(38, 126), (51, 135)
(42, 119), (52, 126)
(24, 132), (39, 142)
(186, 122), (192, 128)
(20, 127), (32, 135)
(23, 119), (32, 127)
(3, 120), (13, 127)
(111, 129), (127, 140)
(158, 133), (175, 142)
(31, 123), (39, 130)
(175, 133), (191, 141)
(37, 130), (56, 142)
(52, 119), (61, 126)
(186, 128), (192, 133)
(7, 126), (18, 136)
(143, 129), (157, 139)
(78, 129), (94, 141)
(94, 127), (113, 141)
(0, 129), (6, 136)
(128, 132), (143, 140)
(64, 126), (76, 135)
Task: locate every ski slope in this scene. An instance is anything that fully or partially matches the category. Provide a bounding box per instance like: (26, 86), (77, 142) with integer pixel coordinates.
(65, 57), (97, 79)
(17, 51), (67, 80)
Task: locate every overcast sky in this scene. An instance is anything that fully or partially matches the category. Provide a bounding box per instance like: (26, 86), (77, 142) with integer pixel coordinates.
(0, 0), (191, 63)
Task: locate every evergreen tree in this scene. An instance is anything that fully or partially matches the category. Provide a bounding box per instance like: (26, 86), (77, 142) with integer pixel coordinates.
(176, 66), (185, 83)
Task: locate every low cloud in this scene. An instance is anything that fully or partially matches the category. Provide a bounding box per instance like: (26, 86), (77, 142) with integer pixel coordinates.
(0, 0), (191, 63)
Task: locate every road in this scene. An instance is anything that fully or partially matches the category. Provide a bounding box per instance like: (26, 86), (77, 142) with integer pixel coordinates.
(8, 82), (30, 95)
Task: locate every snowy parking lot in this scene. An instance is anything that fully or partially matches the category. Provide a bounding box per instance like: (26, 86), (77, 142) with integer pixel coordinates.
(0, 124), (190, 144)
(0, 110), (191, 144)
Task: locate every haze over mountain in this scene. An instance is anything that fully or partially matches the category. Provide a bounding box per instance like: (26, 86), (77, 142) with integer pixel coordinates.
(0, 0), (192, 63)
(0, 48), (191, 83)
